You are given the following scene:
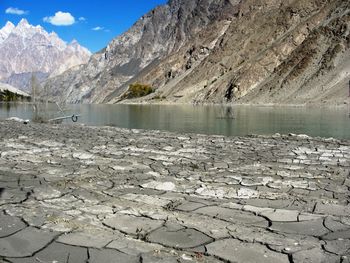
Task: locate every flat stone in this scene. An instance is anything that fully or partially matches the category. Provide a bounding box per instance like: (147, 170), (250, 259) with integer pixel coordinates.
(0, 214), (26, 238)
(121, 193), (170, 207)
(107, 238), (163, 256)
(147, 225), (213, 249)
(324, 217), (350, 232)
(103, 214), (163, 236)
(175, 201), (207, 212)
(139, 252), (179, 263)
(73, 152), (94, 160)
(324, 239), (350, 255)
(321, 229), (350, 240)
(8, 242), (88, 263)
(260, 208), (299, 222)
(292, 247), (340, 263)
(195, 206), (268, 227)
(237, 187), (259, 199)
(228, 225), (319, 254)
(88, 248), (139, 263)
(206, 238), (289, 263)
(33, 186), (62, 200)
(57, 230), (118, 248)
(0, 188), (27, 205)
(298, 213), (325, 221)
(315, 203), (350, 216)
(270, 219), (329, 237)
(0, 227), (58, 257)
(141, 181), (176, 191)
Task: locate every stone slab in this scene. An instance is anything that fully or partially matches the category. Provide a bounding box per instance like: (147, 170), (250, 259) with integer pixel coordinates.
(88, 248), (139, 263)
(270, 219), (329, 237)
(0, 215), (26, 238)
(0, 227), (58, 257)
(206, 238), (289, 263)
(147, 226), (213, 249)
(103, 214), (163, 236)
(8, 242), (88, 263)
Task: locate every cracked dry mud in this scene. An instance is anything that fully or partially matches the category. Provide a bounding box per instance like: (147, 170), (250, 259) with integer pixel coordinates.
(0, 120), (349, 263)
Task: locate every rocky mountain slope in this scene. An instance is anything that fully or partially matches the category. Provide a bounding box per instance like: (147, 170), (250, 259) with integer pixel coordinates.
(0, 19), (91, 92)
(46, 0), (350, 105)
(45, 0), (238, 103)
(0, 82), (29, 98)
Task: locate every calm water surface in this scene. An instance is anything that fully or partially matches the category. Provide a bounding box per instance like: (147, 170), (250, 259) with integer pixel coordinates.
(1, 103), (349, 139)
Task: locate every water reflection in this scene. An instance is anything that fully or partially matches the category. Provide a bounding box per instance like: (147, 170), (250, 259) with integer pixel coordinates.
(0, 102), (349, 139)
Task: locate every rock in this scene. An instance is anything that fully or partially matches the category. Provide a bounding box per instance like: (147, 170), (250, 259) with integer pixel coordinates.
(270, 219), (329, 237)
(57, 230), (118, 249)
(195, 206), (268, 227)
(206, 238), (289, 263)
(321, 229), (350, 241)
(147, 225), (213, 249)
(315, 203), (350, 217)
(175, 201), (207, 212)
(0, 214), (26, 238)
(103, 214), (163, 236)
(292, 247), (340, 263)
(260, 209), (299, 222)
(0, 227), (58, 257)
(88, 248), (139, 263)
(107, 238), (164, 256)
(141, 181), (176, 191)
(7, 242), (88, 263)
(324, 239), (350, 255)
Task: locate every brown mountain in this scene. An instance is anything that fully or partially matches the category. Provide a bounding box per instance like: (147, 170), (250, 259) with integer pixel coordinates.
(46, 0), (350, 105)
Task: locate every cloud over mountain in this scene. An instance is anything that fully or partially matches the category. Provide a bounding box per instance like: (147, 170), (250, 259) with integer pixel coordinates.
(5, 7), (28, 15)
(43, 11), (75, 26)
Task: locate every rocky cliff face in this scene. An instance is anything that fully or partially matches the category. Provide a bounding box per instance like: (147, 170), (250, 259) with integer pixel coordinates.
(0, 19), (91, 92)
(47, 0), (350, 105)
(45, 0), (238, 103)
(162, 0), (350, 105)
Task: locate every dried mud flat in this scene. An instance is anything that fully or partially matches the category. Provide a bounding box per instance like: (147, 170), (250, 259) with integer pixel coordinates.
(0, 120), (349, 263)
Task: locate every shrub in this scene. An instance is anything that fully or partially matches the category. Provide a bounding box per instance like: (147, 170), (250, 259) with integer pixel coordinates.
(125, 83), (154, 98)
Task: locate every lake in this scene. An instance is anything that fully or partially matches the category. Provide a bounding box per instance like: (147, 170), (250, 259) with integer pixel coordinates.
(1, 103), (349, 139)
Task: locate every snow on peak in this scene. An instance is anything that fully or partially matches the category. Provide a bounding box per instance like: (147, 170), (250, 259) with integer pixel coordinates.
(18, 18), (30, 27)
(0, 21), (15, 42)
(0, 19), (91, 82)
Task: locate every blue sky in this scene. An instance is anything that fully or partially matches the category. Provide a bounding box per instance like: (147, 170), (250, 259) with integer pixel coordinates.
(0, 0), (167, 52)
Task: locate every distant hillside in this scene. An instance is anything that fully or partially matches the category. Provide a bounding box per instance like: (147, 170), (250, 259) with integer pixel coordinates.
(0, 19), (91, 92)
(46, 0), (350, 106)
(0, 82), (30, 101)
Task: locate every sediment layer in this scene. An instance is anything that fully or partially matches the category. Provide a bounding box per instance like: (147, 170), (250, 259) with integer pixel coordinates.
(0, 121), (349, 262)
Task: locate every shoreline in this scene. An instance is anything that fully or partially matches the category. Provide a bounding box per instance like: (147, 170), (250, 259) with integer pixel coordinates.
(116, 97), (350, 109)
(2, 99), (349, 109)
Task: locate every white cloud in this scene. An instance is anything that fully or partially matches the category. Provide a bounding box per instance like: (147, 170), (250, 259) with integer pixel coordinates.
(78, 17), (86, 21)
(43, 11), (75, 26)
(5, 7), (28, 15)
(92, 26), (104, 31)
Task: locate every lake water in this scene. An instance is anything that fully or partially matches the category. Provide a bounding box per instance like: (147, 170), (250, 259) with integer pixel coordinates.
(1, 103), (349, 139)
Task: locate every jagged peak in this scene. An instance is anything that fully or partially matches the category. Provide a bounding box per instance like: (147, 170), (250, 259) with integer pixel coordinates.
(17, 18), (30, 28)
(69, 39), (79, 45)
(0, 21), (16, 42)
(1, 21), (15, 33)
(4, 21), (15, 29)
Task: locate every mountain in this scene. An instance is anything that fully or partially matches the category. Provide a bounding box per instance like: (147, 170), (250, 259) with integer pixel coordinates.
(0, 82), (30, 101)
(0, 19), (91, 92)
(46, 0), (350, 105)
(45, 0), (238, 103)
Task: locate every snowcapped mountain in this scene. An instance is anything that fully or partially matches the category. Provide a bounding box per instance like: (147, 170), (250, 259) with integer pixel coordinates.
(0, 19), (91, 92)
